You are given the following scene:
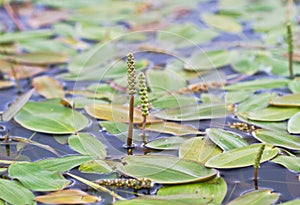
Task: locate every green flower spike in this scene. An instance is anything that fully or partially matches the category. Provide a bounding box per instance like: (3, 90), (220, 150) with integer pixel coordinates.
(253, 144), (265, 189)
(138, 72), (149, 117)
(127, 53), (137, 95)
(287, 22), (294, 78)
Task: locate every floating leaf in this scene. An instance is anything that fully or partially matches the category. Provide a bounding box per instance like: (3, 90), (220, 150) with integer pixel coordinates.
(225, 78), (290, 91)
(236, 93), (277, 113)
(11, 51), (68, 66)
(151, 94), (199, 110)
(253, 129), (300, 150)
(157, 177), (227, 204)
(288, 112), (300, 134)
(99, 121), (128, 134)
(270, 93), (300, 107)
(79, 159), (113, 174)
(28, 9), (69, 29)
(0, 30), (53, 43)
(279, 199), (300, 205)
(34, 189), (101, 204)
(155, 104), (233, 121)
(225, 90), (253, 104)
(271, 155), (300, 173)
(146, 69), (186, 92)
(32, 76), (64, 99)
(85, 103), (160, 124)
(227, 190), (279, 205)
(205, 144), (279, 169)
(202, 13), (242, 33)
(184, 50), (234, 71)
(117, 155), (217, 184)
(0, 80), (13, 89)
(207, 128), (248, 151)
(8, 162), (70, 191)
(157, 23), (218, 49)
(288, 78), (300, 93)
(144, 122), (203, 135)
(36, 155), (93, 172)
(246, 107), (299, 122)
(114, 194), (212, 205)
(0, 178), (35, 205)
(179, 137), (222, 163)
(14, 101), (89, 134)
(68, 133), (106, 159)
(2, 88), (34, 122)
(145, 136), (190, 150)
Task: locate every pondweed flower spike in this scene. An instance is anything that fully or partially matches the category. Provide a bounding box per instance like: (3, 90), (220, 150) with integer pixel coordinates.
(138, 72), (149, 144)
(254, 144), (265, 190)
(287, 22), (294, 78)
(126, 53), (136, 151)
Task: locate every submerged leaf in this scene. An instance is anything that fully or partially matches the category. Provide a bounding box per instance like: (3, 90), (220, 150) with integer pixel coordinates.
(34, 189), (101, 204)
(205, 144), (279, 169)
(253, 129), (300, 150)
(227, 190), (279, 205)
(32, 76), (64, 99)
(117, 155), (217, 184)
(8, 162), (70, 191)
(14, 101), (89, 134)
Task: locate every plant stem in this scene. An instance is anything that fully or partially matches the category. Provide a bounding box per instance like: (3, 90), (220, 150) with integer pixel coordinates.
(2, 0), (24, 30)
(127, 94), (134, 148)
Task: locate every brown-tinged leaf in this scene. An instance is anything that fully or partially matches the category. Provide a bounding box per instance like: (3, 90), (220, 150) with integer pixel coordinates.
(143, 121), (203, 135)
(28, 9), (69, 29)
(85, 103), (161, 124)
(33, 76), (64, 99)
(8, 65), (47, 79)
(0, 80), (13, 89)
(34, 189), (101, 204)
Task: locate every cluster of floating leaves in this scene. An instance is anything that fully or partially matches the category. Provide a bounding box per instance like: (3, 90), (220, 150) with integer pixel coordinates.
(0, 0), (300, 205)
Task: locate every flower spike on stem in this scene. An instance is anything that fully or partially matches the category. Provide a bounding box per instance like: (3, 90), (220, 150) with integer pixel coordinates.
(138, 72), (149, 144)
(126, 53), (136, 152)
(254, 144), (265, 190)
(287, 22), (294, 79)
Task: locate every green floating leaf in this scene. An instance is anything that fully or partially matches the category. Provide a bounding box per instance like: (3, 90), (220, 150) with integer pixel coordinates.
(184, 50), (235, 71)
(114, 194), (213, 205)
(179, 137), (222, 163)
(99, 121), (128, 134)
(36, 155), (93, 172)
(288, 112), (300, 134)
(0, 178), (35, 205)
(272, 155), (300, 172)
(227, 190), (279, 205)
(2, 88), (34, 122)
(145, 136), (190, 150)
(237, 92), (277, 113)
(225, 90), (253, 104)
(68, 133), (106, 159)
(79, 159), (113, 174)
(288, 78), (300, 93)
(205, 144), (279, 169)
(225, 78), (290, 91)
(117, 155), (217, 184)
(151, 94), (199, 110)
(253, 129), (300, 150)
(147, 69), (186, 92)
(14, 101), (89, 134)
(246, 107), (300, 122)
(157, 177), (227, 204)
(202, 13), (242, 33)
(279, 199), (300, 205)
(207, 128), (248, 151)
(157, 23), (218, 49)
(8, 162), (70, 191)
(270, 93), (300, 107)
(155, 104), (233, 121)
(0, 30), (53, 44)
(34, 189), (101, 204)
(144, 122), (203, 136)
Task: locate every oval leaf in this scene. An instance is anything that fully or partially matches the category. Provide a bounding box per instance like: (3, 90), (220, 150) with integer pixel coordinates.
(34, 189), (101, 204)
(247, 107), (299, 122)
(68, 133), (106, 159)
(207, 128), (248, 151)
(145, 136), (190, 150)
(205, 144), (279, 169)
(117, 155), (217, 184)
(8, 162), (70, 191)
(179, 137), (222, 163)
(32, 76), (64, 99)
(288, 112), (300, 134)
(14, 101), (89, 134)
(157, 177), (227, 204)
(253, 129), (300, 150)
(270, 93), (300, 107)
(271, 155), (300, 173)
(144, 122), (203, 136)
(12, 51), (68, 65)
(202, 13), (242, 33)
(227, 190), (279, 205)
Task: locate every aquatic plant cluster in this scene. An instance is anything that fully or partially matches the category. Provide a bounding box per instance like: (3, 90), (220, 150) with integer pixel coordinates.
(0, 0), (300, 204)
